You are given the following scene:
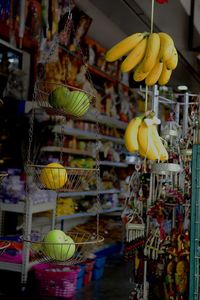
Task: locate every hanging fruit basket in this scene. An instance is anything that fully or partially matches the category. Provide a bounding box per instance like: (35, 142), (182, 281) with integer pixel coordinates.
(0, 172), (8, 184)
(23, 232), (104, 264)
(34, 81), (95, 118)
(26, 164), (97, 192)
(0, 240), (11, 256)
(151, 162), (182, 175)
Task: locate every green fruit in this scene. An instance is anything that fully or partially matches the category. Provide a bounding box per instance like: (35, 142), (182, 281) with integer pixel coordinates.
(48, 86), (70, 109)
(65, 91), (90, 117)
(43, 229), (75, 261)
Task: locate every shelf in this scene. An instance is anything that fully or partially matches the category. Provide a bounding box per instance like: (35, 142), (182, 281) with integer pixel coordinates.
(40, 146), (94, 157)
(53, 125), (124, 144)
(0, 201), (55, 214)
(81, 112), (128, 130)
(58, 188), (121, 197)
(56, 207), (123, 221)
(0, 261), (22, 272)
(99, 161), (128, 167)
(59, 44), (131, 91)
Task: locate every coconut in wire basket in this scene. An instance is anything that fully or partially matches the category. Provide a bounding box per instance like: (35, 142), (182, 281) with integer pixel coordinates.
(34, 81), (94, 118)
(26, 163), (97, 192)
(23, 231), (104, 265)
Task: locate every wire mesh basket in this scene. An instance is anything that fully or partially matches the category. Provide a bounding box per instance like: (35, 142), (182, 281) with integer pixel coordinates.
(126, 215), (145, 242)
(26, 164), (97, 192)
(34, 81), (95, 118)
(180, 149), (192, 158)
(0, 240), (11, 256)
(0, 172), (8, 184)
(151, 163), (182, 175)
(23, 232), (104, 265)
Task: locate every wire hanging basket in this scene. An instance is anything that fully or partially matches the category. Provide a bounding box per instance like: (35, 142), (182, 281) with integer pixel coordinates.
(0, 172), (8, 184)
(23, 232), (104, 264)
(26, 164), (97, 192)
(34, 81), (95, 118)
(0, 240), (11, 256)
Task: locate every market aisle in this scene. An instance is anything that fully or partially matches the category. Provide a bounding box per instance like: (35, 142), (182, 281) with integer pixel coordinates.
(0, 254), (134, 300)
(75, 254), (133, 300)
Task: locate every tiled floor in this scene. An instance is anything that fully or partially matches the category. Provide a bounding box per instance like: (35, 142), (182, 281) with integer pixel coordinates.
(0, 254), (134, 300)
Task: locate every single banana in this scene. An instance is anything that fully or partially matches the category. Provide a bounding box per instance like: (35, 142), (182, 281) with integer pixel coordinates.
(158, 63), (172, 85)
(120, 37), (148, 72)
(165, 47), (178, 70)
(133, 62), (149, 82)
(150, 124), (169, 161)
(145, 60), (163, 86)
(138, 120), (160, 160)
(105, 32), (147, 62)
(158, 32), (174, 62)
(142, 33), (160, 73)
(124, 116), (143, 153)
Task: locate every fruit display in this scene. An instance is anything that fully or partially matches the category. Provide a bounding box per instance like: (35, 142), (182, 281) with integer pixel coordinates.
(48, 86), (90, 117)
(43, 229), (76, 261)
(124, 112), (168, 161)
(39, 162), (68, 190)
(105, 31), (178, 86)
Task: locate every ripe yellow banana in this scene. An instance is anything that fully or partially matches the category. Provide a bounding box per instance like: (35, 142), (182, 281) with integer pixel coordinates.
(158, 63), (172, 85)
(133, 62), (149, 82)
(120, 37), (148, 72)
(165, 47), (178, 70)
(124, 116), (143, 153)
(142, 33), (160, 73)
(138, 120), (160, 160)
(105, 32), (147, 62)
(150, 124), (168, 161)
(145, 60), (163, 86)
(158, 32), (174, 62)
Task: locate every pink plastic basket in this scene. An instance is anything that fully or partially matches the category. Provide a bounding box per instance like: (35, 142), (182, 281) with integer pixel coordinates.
(34, 263), (80, 298)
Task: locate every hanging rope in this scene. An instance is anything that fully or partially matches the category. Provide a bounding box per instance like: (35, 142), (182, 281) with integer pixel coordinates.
(144, 0), (155, 114)
(150, 0), (155, 34)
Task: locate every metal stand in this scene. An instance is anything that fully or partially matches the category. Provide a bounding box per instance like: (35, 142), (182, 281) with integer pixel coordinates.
(189, 145), (200, 300)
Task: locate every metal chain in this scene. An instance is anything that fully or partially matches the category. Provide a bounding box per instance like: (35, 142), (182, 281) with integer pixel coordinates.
(68, 5), (101, 237)
(59, 124), (65, 164)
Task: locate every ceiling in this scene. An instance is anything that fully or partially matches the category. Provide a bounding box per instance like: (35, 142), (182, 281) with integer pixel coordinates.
(77, 0), (200, 93)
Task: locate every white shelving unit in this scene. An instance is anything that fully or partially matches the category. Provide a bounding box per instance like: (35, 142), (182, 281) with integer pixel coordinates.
(58, 188), (121, 198)
(80, 112), (127, 130)
(0, 200), (56, 281)
(53, 125), (125, 144)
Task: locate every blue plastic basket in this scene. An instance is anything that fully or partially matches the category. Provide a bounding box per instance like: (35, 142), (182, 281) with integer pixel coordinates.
(76, 264), (85, 290)
(95, 256), (106, 268)
(92, 266), (105, 280)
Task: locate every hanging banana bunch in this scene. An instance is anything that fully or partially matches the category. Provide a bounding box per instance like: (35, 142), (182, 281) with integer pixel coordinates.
(105, 31), (178, 86)
(124, 112), (168, 161)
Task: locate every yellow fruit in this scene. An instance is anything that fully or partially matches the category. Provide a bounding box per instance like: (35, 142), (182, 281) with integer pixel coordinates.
(158, 32), (174, 62)
(40, 163), (68, 190)
(105, 32), (147, 62)
(150, 125), (168, 161)
(142, 33), (160, 73)
(158, 63), (172, 85)
(124, 116), (143, 153)
(133, 62), (149, 82)
(138, 121), (159, 160)
(165, 47), (178, 70)
(145, 60), (163, 86)
(120, 37), (148, 72)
